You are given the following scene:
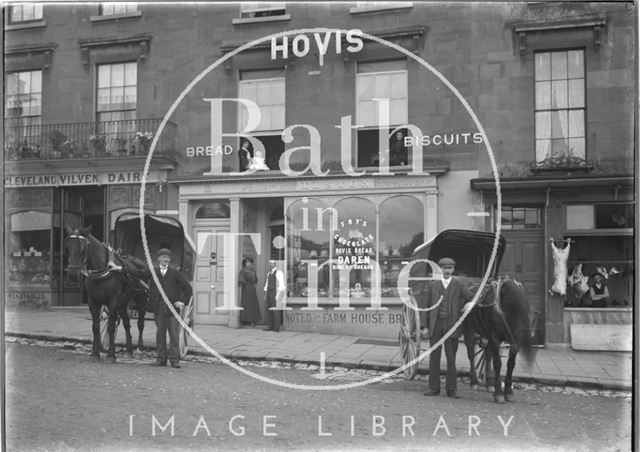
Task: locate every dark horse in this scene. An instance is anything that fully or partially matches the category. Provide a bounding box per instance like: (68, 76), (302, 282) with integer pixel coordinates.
(64, 226), (147, 362)
(462, 276), (537, 403)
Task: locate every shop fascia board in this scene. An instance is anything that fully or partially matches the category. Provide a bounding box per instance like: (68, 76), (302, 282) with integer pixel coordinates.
(470, 174), (634, 191)
(174, 172), (441, 199)
(5, 155), (177, 175)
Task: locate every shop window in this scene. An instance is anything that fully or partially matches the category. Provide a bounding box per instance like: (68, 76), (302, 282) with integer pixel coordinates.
(5, 70), (42, 159)
(534, 49), (585, 163)
(96, 62), (137, 155)
(356, 60), (408, 167)
(566, 235), (633, 307)
(499, 206), (543, 229)
(9, 210), (54, 288)
(567, 203), (634, 230)
(238, 69), (285, 170)
(333, 198), (376, 298)
(287, 198), (333, 298)
(195, 201), (230, 219)
(8, 4), (43, 23)
(379, 196), (424, 297)
(240, 2), (286, 18)
(100, 3), (137, 15)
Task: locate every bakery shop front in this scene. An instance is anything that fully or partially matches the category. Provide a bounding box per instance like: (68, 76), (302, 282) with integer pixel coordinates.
(173, 169), (469, 339)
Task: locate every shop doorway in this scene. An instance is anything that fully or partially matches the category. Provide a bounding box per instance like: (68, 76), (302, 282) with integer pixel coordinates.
(57, 186), (105, 306)
(500, 230), (545, 345)
(193, 225), (230, 325)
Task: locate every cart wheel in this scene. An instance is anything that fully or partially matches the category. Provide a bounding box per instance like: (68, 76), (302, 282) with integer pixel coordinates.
(398, 300), (421, 380)
(178, 298), (194, 359)
(99, 306), (119, 352)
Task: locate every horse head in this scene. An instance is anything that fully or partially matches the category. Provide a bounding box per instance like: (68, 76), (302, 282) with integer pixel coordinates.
(64, 225), (93, 283)
(470, 278), (501, 308)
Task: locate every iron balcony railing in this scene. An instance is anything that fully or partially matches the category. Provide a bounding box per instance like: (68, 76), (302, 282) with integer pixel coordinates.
(4, 118), (177, 161)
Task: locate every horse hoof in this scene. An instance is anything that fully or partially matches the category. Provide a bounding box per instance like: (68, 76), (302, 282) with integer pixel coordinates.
(493, 394), (505, 404)
(89, 355), (101, 362)
(105, 356), (116, 364)
(486, 386), (495, 394)
(505, 393), (514, 402)
(470, 384), (478, 391)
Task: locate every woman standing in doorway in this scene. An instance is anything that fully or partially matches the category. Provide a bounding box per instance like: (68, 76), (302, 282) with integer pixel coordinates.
(238, 257), (261, 327)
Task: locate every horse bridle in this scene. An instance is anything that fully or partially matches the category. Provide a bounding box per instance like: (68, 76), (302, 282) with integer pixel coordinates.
(66, 232), (113, 280)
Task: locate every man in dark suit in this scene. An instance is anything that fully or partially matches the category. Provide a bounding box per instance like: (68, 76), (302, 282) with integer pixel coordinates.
(124, 248), (192, 368)
(422, 257), (474, 398)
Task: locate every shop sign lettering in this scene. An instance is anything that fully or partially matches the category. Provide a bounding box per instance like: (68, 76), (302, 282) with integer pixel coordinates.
(285, 311), (403, 325)
(271, 30), (364, 65)
(333, 218), (375, 271)
(4, 171), (157, 187)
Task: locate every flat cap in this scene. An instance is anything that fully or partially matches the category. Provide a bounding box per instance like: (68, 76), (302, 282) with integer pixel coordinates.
(156, 248), (172, 258)
(438, 257), (456, 266)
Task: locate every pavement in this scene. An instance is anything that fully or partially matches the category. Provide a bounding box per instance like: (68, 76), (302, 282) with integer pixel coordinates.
(4, 306), (633, 391)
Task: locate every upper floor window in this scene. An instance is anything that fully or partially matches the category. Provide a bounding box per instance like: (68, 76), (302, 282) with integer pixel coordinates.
(97, 62), (137, 122)
(5, 70), (42, 159)
(100, 2), (137, 15)
(356, 60), (408, 167)
(8, 4), (43, 23)
(534, 49), (585, 164)
(240, 2), (286, 18)
(5, 70), (42, 123)
(238, 69), (285, 170)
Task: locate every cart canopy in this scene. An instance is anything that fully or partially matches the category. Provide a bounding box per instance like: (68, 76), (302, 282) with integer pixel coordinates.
(411, 229), (506, 282)
(114, 213), (195, 281)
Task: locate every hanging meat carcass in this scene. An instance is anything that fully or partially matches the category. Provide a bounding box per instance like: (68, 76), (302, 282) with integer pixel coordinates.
(550, 238), (571, 296)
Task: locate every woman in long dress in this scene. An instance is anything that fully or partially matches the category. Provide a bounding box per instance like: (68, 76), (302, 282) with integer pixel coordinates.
(238, 257), (261, 326)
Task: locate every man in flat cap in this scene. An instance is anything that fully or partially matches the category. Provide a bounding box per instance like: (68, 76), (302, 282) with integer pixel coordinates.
(422, 257), (473, 398)
(124, 247), (192, 368)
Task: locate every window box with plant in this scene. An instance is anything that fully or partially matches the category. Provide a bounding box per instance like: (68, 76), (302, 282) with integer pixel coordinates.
(89, 134), (107, 156)
(133, 131), (153, 154)
(532, 149), (594, 173)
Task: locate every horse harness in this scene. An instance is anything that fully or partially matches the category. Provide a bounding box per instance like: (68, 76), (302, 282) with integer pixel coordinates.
(67, 233), (120, 282)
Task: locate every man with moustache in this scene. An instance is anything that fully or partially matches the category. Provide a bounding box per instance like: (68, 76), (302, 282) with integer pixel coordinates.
(120, 248), (192, 368)
(422, 257), (474, 398)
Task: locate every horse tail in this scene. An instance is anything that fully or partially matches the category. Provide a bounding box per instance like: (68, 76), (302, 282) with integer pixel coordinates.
(517, 321), (536, 366)
(504, 276), (537, 366)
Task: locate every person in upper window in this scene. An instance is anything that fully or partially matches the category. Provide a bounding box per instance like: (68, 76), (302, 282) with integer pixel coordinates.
(389, 130), (408, 166)
(238, 139), (253, 172)
(589, 271), (610, 308)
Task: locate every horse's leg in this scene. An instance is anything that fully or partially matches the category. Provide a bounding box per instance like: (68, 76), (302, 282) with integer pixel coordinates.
(136, 293), (146, 353)
(105, 299), (119, 363)
(504, 345), (517, 402)
(484, 346), (494, 393)
(464, 333), (479, 390)
(491, 338), (505, 404)
(119, 300), (134, 357)
(88, 302), (102, 361)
